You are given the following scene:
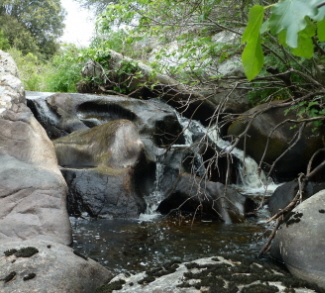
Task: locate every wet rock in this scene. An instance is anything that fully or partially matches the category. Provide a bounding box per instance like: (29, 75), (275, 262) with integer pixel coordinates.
(157, 173), (254, 223)
(271, 189), (325, 288)
(62, 167), (147, 218)
(0, 238), (112, 293)
(268, 181), (325, 216)
(54, 119), (157, 218)
(227, 101), (325, 182)
(26, 92), (185, 148)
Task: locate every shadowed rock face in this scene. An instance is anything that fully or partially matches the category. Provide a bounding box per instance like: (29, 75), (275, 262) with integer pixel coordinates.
(268, 181), (325, 216)
(227, 101), (325, 182)
(62, 167), (147, 218)
(271, 190), (325, 288)
(157, 173), (254, 223)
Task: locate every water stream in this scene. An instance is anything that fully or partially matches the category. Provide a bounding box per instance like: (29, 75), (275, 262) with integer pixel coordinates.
(71, 114), (279, 275)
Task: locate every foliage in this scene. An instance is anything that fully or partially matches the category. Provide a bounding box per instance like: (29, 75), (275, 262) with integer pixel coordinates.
(242, 0), (325, 80)
(0, 15), (40, 56)
(0, 30), (10, 51)
(0, 0), (65, 59)
(9, 45), (84, 93)
(42, 45), (84, 93)
(8, 48), (43, 91)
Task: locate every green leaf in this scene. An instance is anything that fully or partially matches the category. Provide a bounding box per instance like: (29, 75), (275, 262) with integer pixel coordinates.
(242, 5), (265, 81)
(317, 19), (325, 41)
(269, 0), (317, 48)
(290, 18), (316, 58)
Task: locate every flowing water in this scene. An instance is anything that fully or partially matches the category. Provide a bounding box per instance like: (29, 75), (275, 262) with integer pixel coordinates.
(71, 115), (280, 275)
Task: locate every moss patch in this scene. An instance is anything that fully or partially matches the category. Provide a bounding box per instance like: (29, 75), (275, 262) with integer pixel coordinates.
(146, 261), (180, 278)
(284, 211), (303, 227)
(4, 249), (17, 257)
(1, 271), (16, 283)
(177, 256), (325, 293)
(137, 275), (155, 285)
(15, 247), (39, 258)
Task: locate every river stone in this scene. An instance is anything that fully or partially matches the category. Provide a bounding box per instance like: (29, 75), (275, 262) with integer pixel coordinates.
(271, 189), (325, 288)
(227, 101), (325, 181)
(0, 238), (112, 293)
(157, 173), (255, 223)
(62, 167), (147, 218)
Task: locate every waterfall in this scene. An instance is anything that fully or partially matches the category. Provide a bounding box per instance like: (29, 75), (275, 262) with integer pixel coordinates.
(139, 112), (278, 221)
(138, 161), (166, 221)
(176, 114), (278, 193)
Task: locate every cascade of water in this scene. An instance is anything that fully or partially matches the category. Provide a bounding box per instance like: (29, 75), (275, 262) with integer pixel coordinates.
(140, 112), (278, 221)
(175, 114), (278, 193)
(139, 161), (166, 221)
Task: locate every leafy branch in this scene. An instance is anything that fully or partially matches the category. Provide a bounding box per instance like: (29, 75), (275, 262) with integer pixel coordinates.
(242, 0), (325, 81)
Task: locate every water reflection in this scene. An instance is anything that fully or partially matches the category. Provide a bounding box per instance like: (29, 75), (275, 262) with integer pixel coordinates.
(71, 214), (267, 274)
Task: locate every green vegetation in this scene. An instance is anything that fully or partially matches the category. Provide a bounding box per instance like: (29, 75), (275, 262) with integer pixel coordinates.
(2, 0), (325, 127)
(0, 0), (65, 59)
(8, 45), (84, 92)
(242, 0), (325, 80)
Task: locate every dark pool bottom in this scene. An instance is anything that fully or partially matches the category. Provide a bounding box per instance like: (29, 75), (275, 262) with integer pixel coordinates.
(70, 215), (267, 275)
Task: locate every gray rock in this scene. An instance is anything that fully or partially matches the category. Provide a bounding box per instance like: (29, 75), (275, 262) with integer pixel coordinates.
(0, 50), (25, 114)
(268, 181), (325, 216)
(0, 50), (112, 293)
(62, 167), (147, 218)
(0, 54), (71, 245)
(271, 189), (325, 288)
(0, 153), (71, 245)
(0, 238), (112, 293)
(0, 50), (19, 77)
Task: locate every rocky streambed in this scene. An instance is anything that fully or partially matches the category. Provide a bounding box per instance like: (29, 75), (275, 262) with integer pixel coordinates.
(2, 49), (325, 292)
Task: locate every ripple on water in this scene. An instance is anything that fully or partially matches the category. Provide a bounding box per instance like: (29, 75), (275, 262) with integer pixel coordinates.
(70, 215), (267, 274)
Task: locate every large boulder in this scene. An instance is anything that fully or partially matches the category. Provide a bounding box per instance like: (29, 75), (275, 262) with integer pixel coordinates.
(271, 189), (325, 288)
(26, 92), (185, 149)
(53, 119), (156, 218)
(0, 239), (112, 293)
(0, 50), (111, 292)
(227, 101), (325, 181)
(0, 51), (71, 245)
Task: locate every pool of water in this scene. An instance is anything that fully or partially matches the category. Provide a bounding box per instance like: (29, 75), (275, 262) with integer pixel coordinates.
(71, 206), (271, 275)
